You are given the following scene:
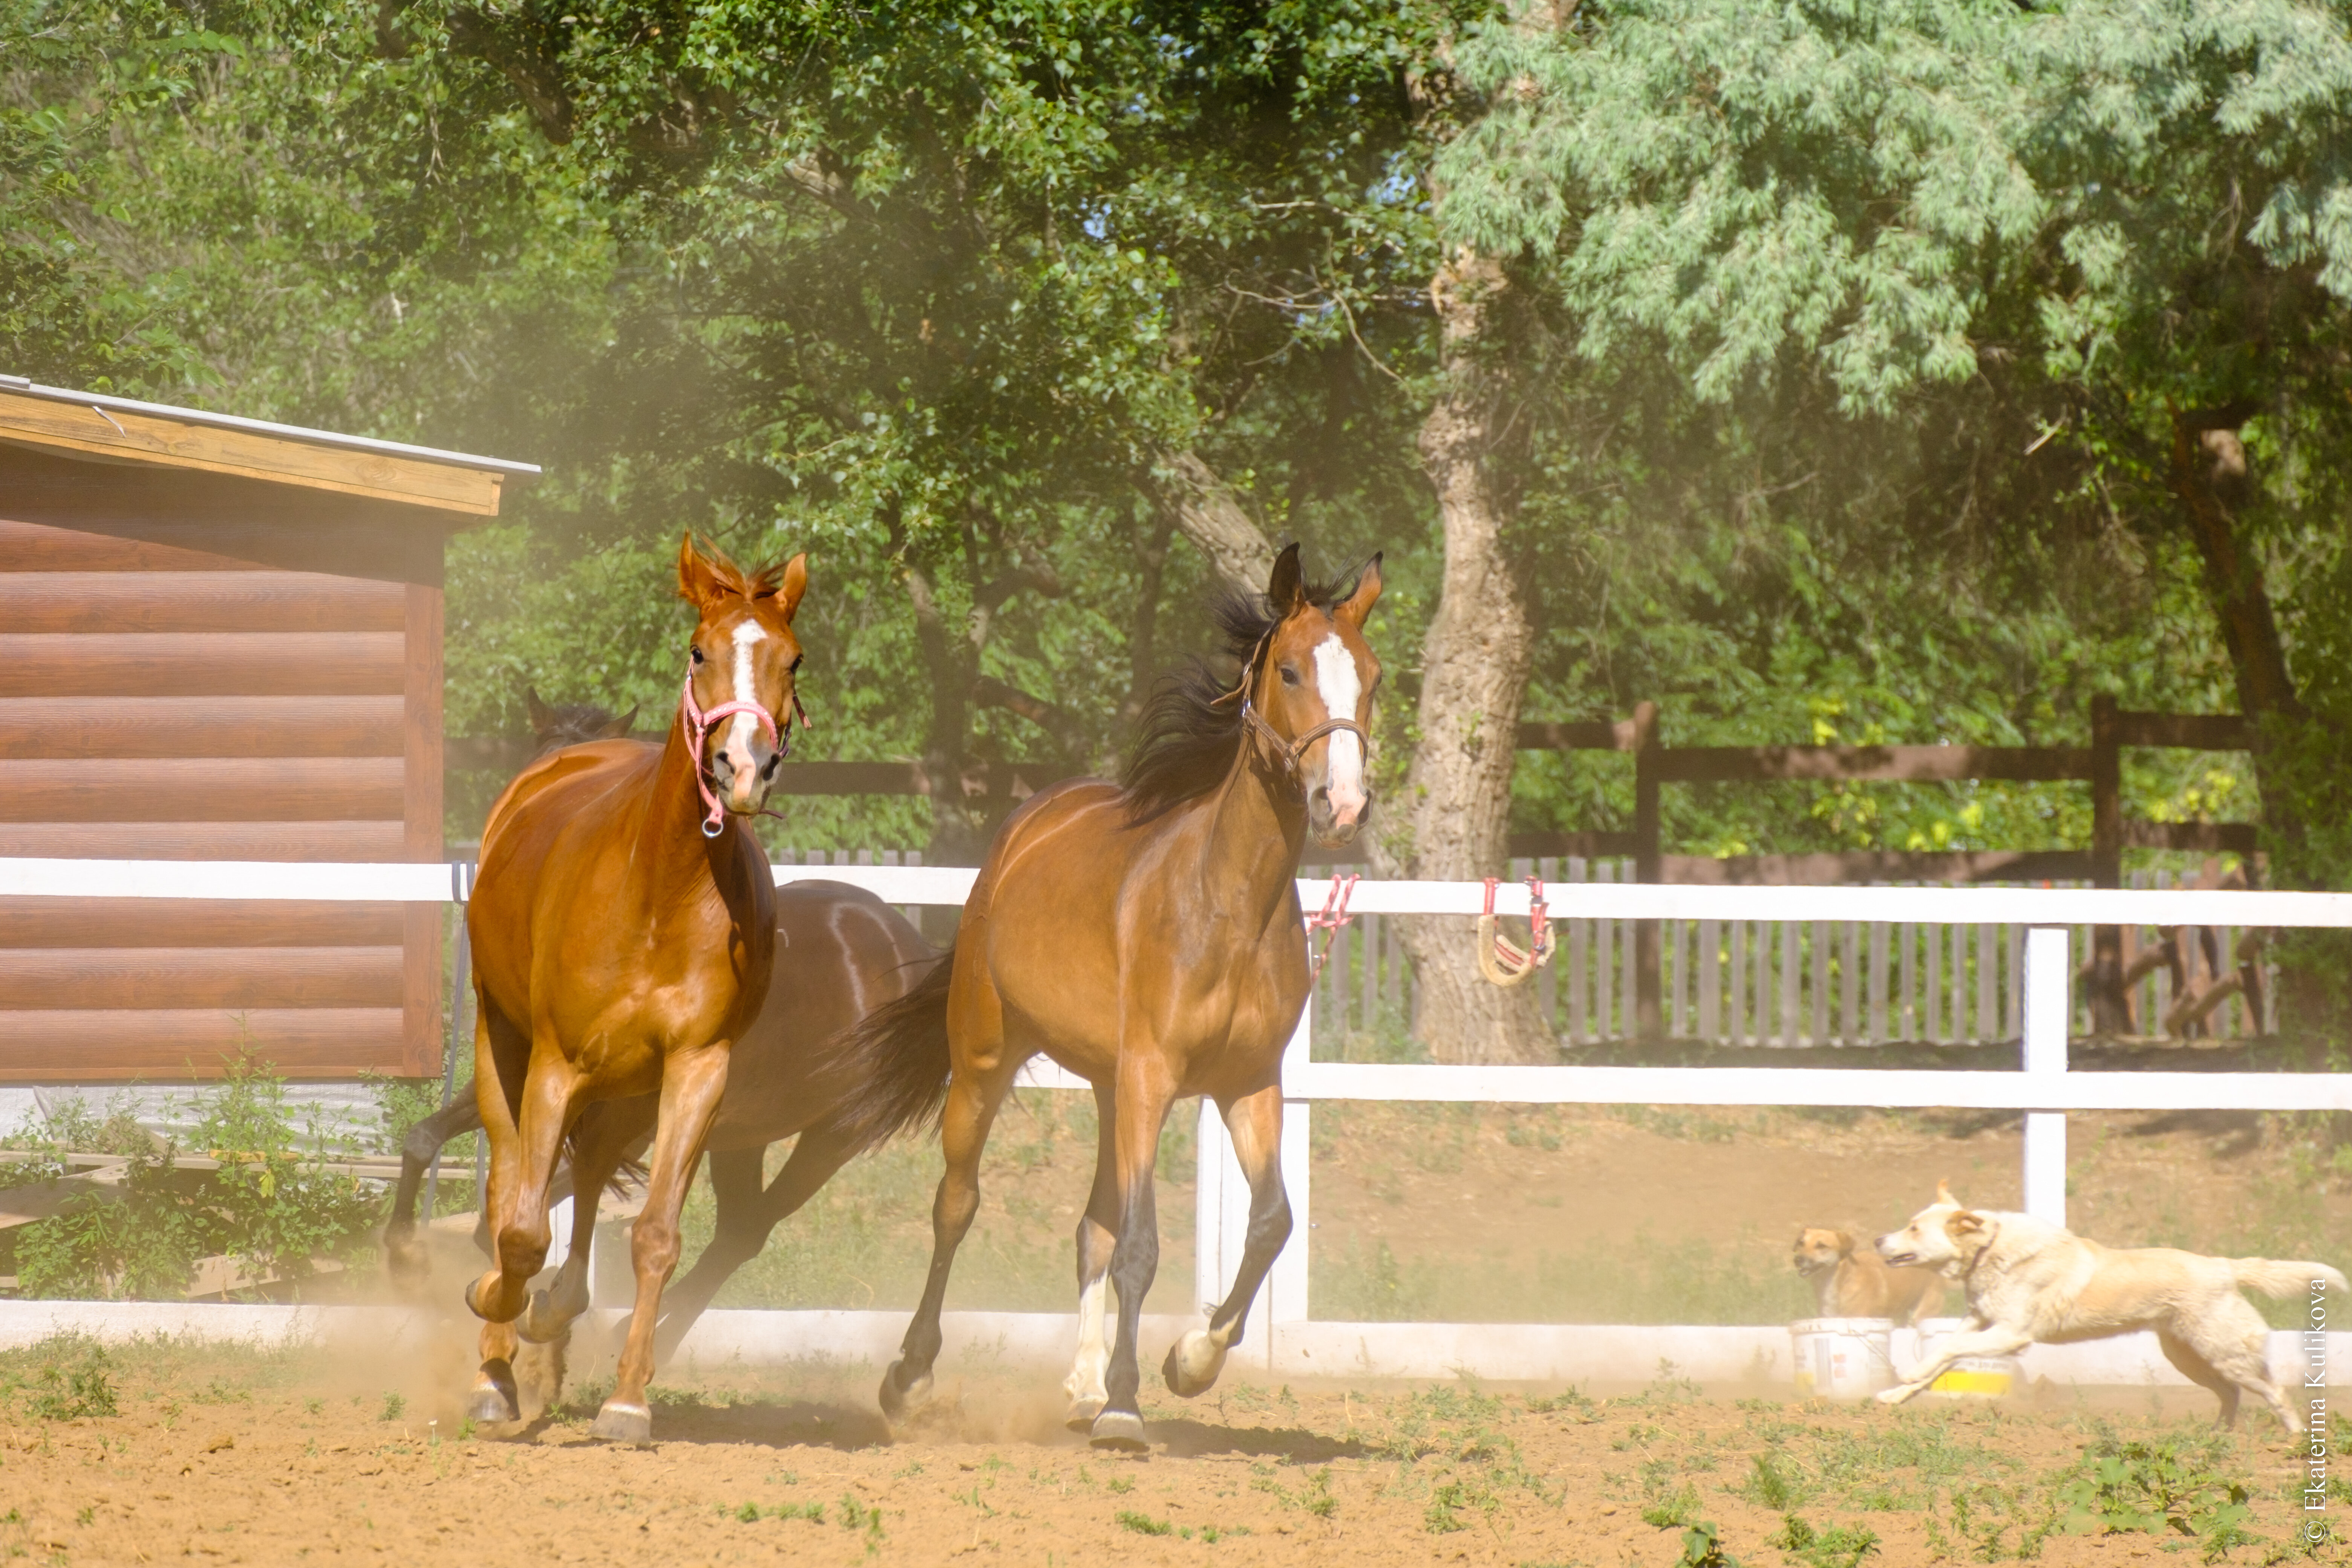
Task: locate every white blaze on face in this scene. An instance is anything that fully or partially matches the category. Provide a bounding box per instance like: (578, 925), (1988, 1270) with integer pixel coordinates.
(1310, 632), (1366, 823)
(725, 620), (769, 794)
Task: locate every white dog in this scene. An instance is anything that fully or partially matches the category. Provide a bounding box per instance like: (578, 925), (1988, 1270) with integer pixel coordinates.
(1873, 1181), (2346, 1435)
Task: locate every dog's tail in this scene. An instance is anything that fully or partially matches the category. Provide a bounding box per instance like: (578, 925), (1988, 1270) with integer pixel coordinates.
(2230, 1258), (2349, 1298)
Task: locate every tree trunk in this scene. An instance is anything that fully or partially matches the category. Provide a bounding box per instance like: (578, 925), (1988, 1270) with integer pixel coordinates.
(2166, 408), (2347, 1031)
(1380, 245), (1548, 1065)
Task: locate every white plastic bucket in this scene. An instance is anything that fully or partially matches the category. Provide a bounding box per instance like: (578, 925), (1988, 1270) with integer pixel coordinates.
(1789, 1317), (1895, 1399)
(1911, 1317), (2021, 1400)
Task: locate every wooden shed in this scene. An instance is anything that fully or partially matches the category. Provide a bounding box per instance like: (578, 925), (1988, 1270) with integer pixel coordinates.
(0, 374), (536, 1082)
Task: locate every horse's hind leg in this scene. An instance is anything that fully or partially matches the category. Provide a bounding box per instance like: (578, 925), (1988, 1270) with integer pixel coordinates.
(1063, 1078), (1120, 1430)
(655, 1127), (858, 1364)
(1090, 1055), (1176, 1452)
(383, 1087), (484, 1283)
(880, 1055), (1018, 1428)
(1164, 1084), (1291, 1401)
(593, 1043), (733, 1444)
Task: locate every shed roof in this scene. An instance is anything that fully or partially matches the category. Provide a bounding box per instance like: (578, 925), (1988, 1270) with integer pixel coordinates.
(0, 374), (540, 518)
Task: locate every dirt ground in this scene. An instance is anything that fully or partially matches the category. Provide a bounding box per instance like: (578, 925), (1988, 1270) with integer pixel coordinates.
(3, 1333), (2345, 1567)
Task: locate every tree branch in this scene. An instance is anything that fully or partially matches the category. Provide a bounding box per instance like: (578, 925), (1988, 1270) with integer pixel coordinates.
(1141, 447), (1276, 597)
(446, 8), (574, 144)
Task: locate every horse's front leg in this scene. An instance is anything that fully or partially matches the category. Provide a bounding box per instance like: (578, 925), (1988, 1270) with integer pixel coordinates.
(1164, 1083), (1289, 1399)
(1091, 1053), (1176, 1452)
(592, 1043), (731, 1444)
(465, 1027), (578, 1330)
(519, 1096), (654, 1344)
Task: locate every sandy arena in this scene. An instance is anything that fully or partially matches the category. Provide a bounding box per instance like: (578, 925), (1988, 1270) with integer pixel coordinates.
(3, 1326), (2342, 1566)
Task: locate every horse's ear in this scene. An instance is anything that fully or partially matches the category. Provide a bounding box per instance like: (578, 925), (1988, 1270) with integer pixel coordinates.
(526, 688), (555, 738)
(1266, 542), (1305, 616)
(677, 532), (726, 610)
(600, 704), (639, 740)
(768, 553), (808, 620)
(1335, 553), (1383, 629)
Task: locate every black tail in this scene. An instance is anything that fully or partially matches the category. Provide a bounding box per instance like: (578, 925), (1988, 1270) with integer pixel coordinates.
(804, 948), (956, 1157)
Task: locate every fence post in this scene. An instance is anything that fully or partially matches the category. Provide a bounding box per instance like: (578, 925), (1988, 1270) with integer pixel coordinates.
(1272, 995), (1313, 1336)
(2022, 925), (2070, 1229)
(1632, 701), (1662, 1037)
(2089, 694), (2127, 1034)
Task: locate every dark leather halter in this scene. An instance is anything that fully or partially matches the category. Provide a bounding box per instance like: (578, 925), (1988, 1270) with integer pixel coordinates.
(1218, 623), (1371, 784)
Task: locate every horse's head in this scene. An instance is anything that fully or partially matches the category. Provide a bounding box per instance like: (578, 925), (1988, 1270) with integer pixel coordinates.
(1253, 543), (1383, 847)
(676, 533), (810, 830)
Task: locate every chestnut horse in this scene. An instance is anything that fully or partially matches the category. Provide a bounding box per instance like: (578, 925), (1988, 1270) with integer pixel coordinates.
(831, 544), (1382, 1449)
(462, 536), (808, 1442)
(384, 698), (937, 1375)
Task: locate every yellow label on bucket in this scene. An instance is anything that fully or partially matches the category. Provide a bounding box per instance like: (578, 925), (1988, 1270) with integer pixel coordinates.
(1929, 1367), (2013, 1398)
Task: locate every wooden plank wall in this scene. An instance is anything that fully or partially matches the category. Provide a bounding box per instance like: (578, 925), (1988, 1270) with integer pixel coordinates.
(0, 518), (439, 1080)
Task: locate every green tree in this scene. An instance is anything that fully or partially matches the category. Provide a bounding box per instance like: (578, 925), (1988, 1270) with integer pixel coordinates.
(1443, 0), (2352, 1017)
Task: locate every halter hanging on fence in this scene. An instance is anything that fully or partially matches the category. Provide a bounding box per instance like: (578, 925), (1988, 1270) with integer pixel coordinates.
(1306, 873), (1358, 984)
(1476, 875), (1554, 988)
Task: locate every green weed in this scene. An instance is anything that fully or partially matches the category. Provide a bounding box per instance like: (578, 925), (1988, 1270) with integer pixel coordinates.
(1768, 1514), (1879, 1568)
(1668, 1519), (1742, 1566)
(1115, 1509), (1171, 1536)
(378, 1391), (406, 1422)
(2052, 1435), (2261, 1561)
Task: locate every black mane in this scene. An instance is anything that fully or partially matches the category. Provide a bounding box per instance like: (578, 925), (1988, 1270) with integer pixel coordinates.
(1118, 562), (1360, 823)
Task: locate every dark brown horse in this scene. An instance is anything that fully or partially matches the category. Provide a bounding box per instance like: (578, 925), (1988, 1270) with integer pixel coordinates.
(462, 535), (810, 1442)
(831, 544), (1382, 1449)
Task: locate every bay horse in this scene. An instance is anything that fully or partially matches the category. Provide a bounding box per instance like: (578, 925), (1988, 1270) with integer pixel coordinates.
(461, 534), (812, 1443)
(830, 544), (1382, 1449)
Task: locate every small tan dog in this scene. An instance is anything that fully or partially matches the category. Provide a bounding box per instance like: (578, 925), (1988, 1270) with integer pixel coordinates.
(1792, 1226), (1943, 1323)
(1873, 1181), (2347, 1434)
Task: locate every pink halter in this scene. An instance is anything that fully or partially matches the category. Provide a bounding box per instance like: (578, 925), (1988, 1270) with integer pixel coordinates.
(680, 669), (805, 837)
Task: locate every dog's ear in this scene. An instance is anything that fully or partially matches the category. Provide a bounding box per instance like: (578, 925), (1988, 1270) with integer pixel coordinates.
(1946, 1210), (1986, 1237)
(1936, 1177), (1960, 1207)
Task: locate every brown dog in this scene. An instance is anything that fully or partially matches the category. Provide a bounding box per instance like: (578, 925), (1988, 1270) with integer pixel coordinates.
(1793, 1226), (1944, 1323)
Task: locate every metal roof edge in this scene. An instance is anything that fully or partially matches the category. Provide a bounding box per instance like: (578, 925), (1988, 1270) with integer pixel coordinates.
(0, 374), (542, 481)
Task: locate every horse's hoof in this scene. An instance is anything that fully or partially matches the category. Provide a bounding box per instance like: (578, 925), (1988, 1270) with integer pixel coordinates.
(467, 1361), (521, 1426)
(1162, 1329), (1227, 1398)
(877, 1360), (934, 1427)
(1089, 1409), (1149, 1452)
(590, 1400), (653, 1445)
(383, 1231), (429, 1284)
(1063, 1396), (1107, 1432)
(516, 1288), (567, 1344)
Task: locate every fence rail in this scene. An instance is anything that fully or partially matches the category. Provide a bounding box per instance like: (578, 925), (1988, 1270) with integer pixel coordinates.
(1311, 858), (2280, 1049)
(2, 856), (2348, 1332)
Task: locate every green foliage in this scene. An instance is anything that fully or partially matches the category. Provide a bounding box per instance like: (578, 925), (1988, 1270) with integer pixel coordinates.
(1767, 1514), (1879, 1568)
(1667, 1519), (1742, 1568)
(1115, 1508), (1171, 1536)
(2052, 1435), (2262, 1561)
(0, 1335), (119, 1421)
(14, 1055), (383, 1300)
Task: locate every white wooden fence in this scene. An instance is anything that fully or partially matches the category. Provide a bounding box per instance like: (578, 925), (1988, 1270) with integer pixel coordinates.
(3, 856), (2350, 1379)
